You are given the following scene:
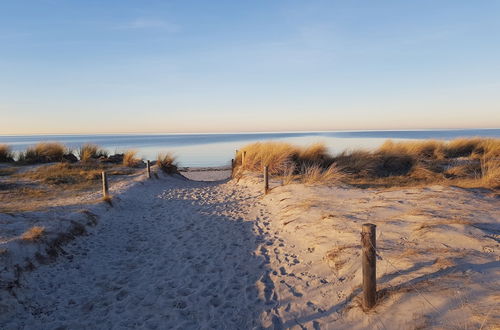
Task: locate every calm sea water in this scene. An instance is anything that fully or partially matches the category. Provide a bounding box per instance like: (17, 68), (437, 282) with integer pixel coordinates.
(1, 129), (499, 167)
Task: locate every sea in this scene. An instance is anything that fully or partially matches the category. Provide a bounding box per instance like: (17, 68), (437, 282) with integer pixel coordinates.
(1, 129), (499, 167)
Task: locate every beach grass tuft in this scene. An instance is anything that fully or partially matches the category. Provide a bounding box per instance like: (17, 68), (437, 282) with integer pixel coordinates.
(157, 153), (178, 174)
(21, 226), (45, 241)
(18, 142), (67, 164)
(0, 144), (15, 162)
(123, 150), (142, 167)
(78, 144), (108, 162)
(236, 138), (500, 189)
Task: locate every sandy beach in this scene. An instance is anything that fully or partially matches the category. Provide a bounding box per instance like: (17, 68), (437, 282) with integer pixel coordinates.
(0, 166), (498, 329)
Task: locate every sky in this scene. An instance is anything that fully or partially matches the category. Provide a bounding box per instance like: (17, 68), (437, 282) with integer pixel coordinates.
(1, 0), (499, 134)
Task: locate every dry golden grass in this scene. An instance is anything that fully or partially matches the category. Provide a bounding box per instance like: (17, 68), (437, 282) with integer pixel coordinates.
(18, 163), (102, 185)
(123, 150), (142, 167)
(18, 142), (67, 164)
(378, 138), (500, 160)
(301, 164), (345, 185)
(78, 144), (108, 162)
(237, 138), (500, 189)
(481, 158), (500, 189)
(0, 144), (14, 162)
(238, 142), (299, 174)
(157, 153), (178, 174)
(378, 140), (443, 159)
(21, 226), (45, 241)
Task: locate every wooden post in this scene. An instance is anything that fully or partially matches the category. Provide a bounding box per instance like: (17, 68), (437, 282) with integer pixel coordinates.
(361, 223), (377, 309)
(242, 151), (247, 167)
(102, 171), (109, 198)
(146, 160), (151, 179)
(264, 165), (269, 194)
(231, 159), (234, 178)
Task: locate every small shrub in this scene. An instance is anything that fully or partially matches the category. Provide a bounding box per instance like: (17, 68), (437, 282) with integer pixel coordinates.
(157, 153), (178, 174)
(21, 226), (45, 241)
(0, 144), (14, 162)
(79, 144), (108, 162)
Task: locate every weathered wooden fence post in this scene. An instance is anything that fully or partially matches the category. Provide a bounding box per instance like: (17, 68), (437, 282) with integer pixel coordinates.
(361, 223), (377, 309)
(102, 171), (109, 198)
(242, 151), (247, 167)
(264, 165), (269, 194)
(146, 160), (151, 179)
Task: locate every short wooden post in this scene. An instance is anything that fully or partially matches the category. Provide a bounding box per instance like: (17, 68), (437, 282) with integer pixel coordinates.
(264, 165), (269, 194)
(146, 160), (151, 179)
(242, 151), (247, 167)
(102, 171), (109, 198)
(361, 223), (377, 309)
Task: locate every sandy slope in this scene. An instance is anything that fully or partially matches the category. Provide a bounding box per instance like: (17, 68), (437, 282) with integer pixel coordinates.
(1, 174), (284, 329)
(1, 171), (499, 329)
(239, 174), (500, 329)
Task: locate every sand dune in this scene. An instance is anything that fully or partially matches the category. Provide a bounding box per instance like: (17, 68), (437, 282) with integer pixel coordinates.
(0, 169), (498, 329)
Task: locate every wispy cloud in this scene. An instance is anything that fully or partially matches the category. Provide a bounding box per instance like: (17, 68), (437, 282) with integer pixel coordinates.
(115, 18), (180, 32)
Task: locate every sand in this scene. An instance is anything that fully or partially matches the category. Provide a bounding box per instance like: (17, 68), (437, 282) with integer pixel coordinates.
(0, 168), (498, 329)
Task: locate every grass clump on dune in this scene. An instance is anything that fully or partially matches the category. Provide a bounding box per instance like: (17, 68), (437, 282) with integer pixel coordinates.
(78, 143), (108, 162)
(18, 163), (103, 185)
(157, 153), (178, 174)
(123, 150), (142, 167)
(236, 142), (331, 175)
(235, 138), (500, 189)
(21, 226), (45, 241)
(0, 144), (14, 162)
(18, 142), (69, 164)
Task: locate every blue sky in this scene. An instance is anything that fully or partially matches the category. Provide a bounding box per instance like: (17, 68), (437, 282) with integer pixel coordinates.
(1, 0), (499, 134)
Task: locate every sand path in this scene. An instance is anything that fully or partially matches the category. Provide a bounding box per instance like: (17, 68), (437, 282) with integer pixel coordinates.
(4, 176), (286, 329)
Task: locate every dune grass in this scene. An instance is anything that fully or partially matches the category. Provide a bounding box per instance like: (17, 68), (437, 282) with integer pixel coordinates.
(21, 226), (45, 241)
(78, 143), (108, 162)
(0, 144), (14, 162)
(235, 138), (500, 189)
(123, 150), (142, 167)
(157, 153), (178, 174)
(17, 142), (68, 164)
(18, 163), (102, 185)
(16, 162), (134, 186)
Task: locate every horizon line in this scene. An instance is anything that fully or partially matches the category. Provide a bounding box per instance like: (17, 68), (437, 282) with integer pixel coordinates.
(1, 127), (499, 137)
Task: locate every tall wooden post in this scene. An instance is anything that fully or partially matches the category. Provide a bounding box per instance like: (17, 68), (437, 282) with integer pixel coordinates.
(242, 151), (247, 167)
(146, 160), (151, 179)
(361, 223), (377, 309)
(264, 165), (269, 194)
(102, 171), (109, 198)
